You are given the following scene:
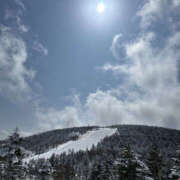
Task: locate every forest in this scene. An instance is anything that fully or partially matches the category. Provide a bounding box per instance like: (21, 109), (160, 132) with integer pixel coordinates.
(0, 125), (180, 180)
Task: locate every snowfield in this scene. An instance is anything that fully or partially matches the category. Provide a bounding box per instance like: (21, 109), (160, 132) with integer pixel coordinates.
(24, 128), (117, 162)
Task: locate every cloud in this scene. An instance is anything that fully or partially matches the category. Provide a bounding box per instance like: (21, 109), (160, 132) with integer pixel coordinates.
(91, 0), (180, 129)
(22, 0), (180, 132)
(110, 34), (123, 60)
(16, 16), (29, 33)
(35, 107), (82, 131)
(15, 0), (26, 11)
(1, 0), (180, 135)
(125, 31), (180, 128)
(0, 1), (47, 102)
(137, 0), (167, 28)
(0, 128), (33, 140)
(33, 41), (48, 56)
(4, 3), (28, 33)
(35, 95), (83, 131)
(126, 32), (179, 89)
(85, 90), (135, 126)
(100, 63), (129, 76)
(84, 90), (171, 127)
(34, 0), (180, 131)
(0, 28), (35, 102)
(173, 0), (180, 7)
(137, 0), (180, 28)
(0, 0), (50, 136)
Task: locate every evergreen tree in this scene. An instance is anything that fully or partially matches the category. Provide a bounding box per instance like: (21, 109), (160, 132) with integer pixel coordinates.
(53, 163), (75, 180)
(89, 161), (102, 180)
(146, 144), (163, 180)
(0, 128), (27, 179)
(135, 155), (154, 180)
(36, 158), (54, 180)
(98, 160), (113, 180)
(169, 149), (180, 179)
(117, 145), (138, 180)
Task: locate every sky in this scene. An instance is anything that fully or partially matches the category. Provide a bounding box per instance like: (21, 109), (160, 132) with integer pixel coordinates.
(0, 0), (180, 138)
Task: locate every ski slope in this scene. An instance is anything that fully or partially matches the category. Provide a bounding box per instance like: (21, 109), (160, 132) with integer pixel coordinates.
(24, 128), (117, 162)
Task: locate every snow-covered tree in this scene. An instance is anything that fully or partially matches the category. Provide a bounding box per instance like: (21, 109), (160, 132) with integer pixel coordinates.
(115, 145), (153, 180)
(0, 128), (27, 179)
(169, 149), (180, 179)
(146, 144), (164, 180)
(116, 145), (138, 180)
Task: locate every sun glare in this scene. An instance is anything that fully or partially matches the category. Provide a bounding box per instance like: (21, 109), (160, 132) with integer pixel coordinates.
(97, 2), (105, 13)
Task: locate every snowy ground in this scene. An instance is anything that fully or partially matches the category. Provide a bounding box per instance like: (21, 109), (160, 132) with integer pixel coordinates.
(24, 128), (117, 162)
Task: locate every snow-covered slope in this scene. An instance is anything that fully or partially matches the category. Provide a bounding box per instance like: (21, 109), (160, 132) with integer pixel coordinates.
(24, 128), (117, 162)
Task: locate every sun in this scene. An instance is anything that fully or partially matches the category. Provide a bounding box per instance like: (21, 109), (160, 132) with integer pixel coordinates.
(97, 2), (105, 13)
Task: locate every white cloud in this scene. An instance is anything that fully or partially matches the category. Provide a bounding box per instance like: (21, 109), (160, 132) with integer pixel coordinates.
(110, 34), (123, 60)
(4, 5), (28, 33)
(35, 95), (83, 131)
(92, 0), (180, 129)
(173, 0), (180, 7)
(33, 41), (48, 56)
(125, 32), (155, 60)
(137, 0), (165, 28)
(0, 30), (35, 102)
(85, 90), (135, 126)
(26, 0), (180, 132)
(100, 63), (129, 76)
(1, 0), (180, 134)
(0, 0), (50, 135)
(137, 0), (180, 28)
(34, 29), (180, 131)
(16, 16), (29, 33)
(36, 107), (82, 131)
(126, 31), (179, 90)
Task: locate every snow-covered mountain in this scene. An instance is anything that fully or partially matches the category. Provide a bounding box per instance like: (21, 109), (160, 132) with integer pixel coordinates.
(24, 128), (117, 162)
(1, 125), (180, 180)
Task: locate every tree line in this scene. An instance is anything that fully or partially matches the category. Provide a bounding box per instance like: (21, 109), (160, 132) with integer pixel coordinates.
(0, 125), (180, 180)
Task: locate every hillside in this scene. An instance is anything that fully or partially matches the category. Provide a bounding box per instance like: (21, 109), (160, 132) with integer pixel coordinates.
(19, 125), (180, 156)
(24, 128), (117, 162)
(1, 125), (180, 179)
(21, 126), (98, 154)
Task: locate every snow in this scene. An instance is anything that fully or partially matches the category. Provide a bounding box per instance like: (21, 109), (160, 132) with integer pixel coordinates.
(24, 128), (117, 162)
(144, 177), (154, 180)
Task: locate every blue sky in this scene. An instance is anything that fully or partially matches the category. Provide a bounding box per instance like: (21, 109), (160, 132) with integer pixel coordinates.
(0, 0), (180, 138)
